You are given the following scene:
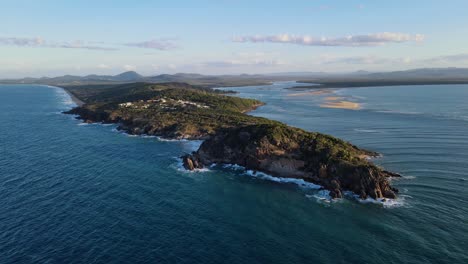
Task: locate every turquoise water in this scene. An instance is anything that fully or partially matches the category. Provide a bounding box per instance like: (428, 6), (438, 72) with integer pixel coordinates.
(0, 84), (467, 263)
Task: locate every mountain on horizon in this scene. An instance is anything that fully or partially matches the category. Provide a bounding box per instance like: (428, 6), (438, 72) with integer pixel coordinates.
(1, 67), (468, 86)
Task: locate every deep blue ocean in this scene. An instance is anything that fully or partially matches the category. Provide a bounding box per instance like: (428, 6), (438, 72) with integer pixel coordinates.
(0, 83), (467, 263)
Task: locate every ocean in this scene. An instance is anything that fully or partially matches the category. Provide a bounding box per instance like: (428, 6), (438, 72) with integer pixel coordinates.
(0, 83), (467, 263)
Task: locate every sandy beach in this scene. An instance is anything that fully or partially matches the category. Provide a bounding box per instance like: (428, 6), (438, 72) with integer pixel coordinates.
(324, 96), (344, 101)
(63, 89), (85, 106)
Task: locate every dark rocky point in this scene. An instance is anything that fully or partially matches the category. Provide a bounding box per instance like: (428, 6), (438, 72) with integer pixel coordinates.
(182, 124), (400, 199)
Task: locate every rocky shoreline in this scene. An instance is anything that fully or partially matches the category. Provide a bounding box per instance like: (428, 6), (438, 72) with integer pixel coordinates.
(181, 124), (400, 200)
(62, 82), (400, 201)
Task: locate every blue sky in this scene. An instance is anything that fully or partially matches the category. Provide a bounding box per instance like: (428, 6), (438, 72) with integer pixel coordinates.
(1, 0), (468, 77)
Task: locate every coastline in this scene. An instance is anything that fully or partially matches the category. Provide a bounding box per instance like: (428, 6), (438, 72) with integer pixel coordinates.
(62, 88), (85, 106)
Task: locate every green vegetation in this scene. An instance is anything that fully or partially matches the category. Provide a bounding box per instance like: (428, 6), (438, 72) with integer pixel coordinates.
(64, 82), (271, 139)
(217, 123), (372, 165)
(64, 82), (375, 152)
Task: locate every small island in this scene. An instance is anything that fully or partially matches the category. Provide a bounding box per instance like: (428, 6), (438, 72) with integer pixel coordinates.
(64, 82), (400, 200)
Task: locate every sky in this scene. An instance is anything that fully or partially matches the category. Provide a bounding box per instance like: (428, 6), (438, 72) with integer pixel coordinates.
(1, 0), (468, 78)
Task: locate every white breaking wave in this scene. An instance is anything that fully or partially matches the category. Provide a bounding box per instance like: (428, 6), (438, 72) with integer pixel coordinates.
(343, 191), (408, 208)
(376, 110), (422, 115)
(354, 128), (381, 133)
(108, 125), (202, 151)
(219, 163), (322, 190)
(54, 87), (77, 108)
(174, 158), (211, 173)
(179, 163), (408, 208)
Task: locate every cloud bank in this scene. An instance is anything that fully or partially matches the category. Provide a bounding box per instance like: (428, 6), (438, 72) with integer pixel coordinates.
(0, 37), (117, 51)
(233, 32), (424, 47)
(0, 37), (179, 51)
(321, 55), (412, 65)
(125, 39), (178, 50)
(202, 59), (285, 67)
(423, 54), (468, 63)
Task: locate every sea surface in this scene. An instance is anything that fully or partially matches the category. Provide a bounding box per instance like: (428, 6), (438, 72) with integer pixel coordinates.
(0, 83), (467, 263)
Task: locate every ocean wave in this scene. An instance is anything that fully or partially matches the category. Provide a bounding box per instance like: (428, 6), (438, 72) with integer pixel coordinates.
(354, 128), (381, 133)
(343, 191), (408, 208)
(182, 162), (408, 208)
(110, 128), (203, 151)
(219, 163), (322, 190)
(375, 110), (422, 115)
(306, 190), (335, 204)
(54, 87), (77, 108)
(221, 163), (245, 170)
(155, 137), (188, 142)
(109, 127), (188, 141)
(244, 170), (322, 189)
(174, 158), (211, 173)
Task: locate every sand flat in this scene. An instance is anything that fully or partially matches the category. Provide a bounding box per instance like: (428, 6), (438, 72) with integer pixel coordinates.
(324, 96), (344, 101)
(320, 101), (361, 110)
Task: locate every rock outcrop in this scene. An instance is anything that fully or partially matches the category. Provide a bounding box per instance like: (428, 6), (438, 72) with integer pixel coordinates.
(183, 124), (400, 199)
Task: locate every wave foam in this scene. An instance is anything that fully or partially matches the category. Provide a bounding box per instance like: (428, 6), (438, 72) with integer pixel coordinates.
(54, 87), (77, 109)
(343, 191), (407, 208)
(219, 163), (322, 190)
(376, 110), (422, 115)
(354, 128), (380, 133)
(174, 158), (211, 173)
(306, 190), (336, 205)
(107, 127), (202, 151)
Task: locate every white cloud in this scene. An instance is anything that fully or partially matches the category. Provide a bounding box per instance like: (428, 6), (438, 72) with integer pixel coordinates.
(202, 52), (286, 68)
(320, 55), (412, 65)
(423, 54), (468, 63)
(0, 36), (179, 51)
(203, 59), (285, 67)
(233, 32), (425, 47)
(123, 65), (136, 71)
(97, 64), (111, 69)
(0, 37), (45, 46)
(0, 36), (117, 51)
(125, 39), (178, 50)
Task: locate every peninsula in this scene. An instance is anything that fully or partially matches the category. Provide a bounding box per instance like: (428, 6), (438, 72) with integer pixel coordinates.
(63, 82), (400, 200)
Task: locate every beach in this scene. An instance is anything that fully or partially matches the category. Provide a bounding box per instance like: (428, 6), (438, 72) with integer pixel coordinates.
(63, 89), (84, 106)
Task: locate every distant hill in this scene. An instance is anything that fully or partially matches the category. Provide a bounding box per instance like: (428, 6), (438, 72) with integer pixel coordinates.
(2, 67), (468, 87)
(367, 68), (468, 80)
(0, 72), (275, 87)
(113, 71), (143, 81)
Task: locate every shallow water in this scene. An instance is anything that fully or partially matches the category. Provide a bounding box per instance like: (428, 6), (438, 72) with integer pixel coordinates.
(0, 84), (467, 263)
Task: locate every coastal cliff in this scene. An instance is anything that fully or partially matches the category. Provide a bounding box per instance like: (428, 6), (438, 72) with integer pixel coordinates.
(182, 124), (399, 199)
(63, 82), (400, 200)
